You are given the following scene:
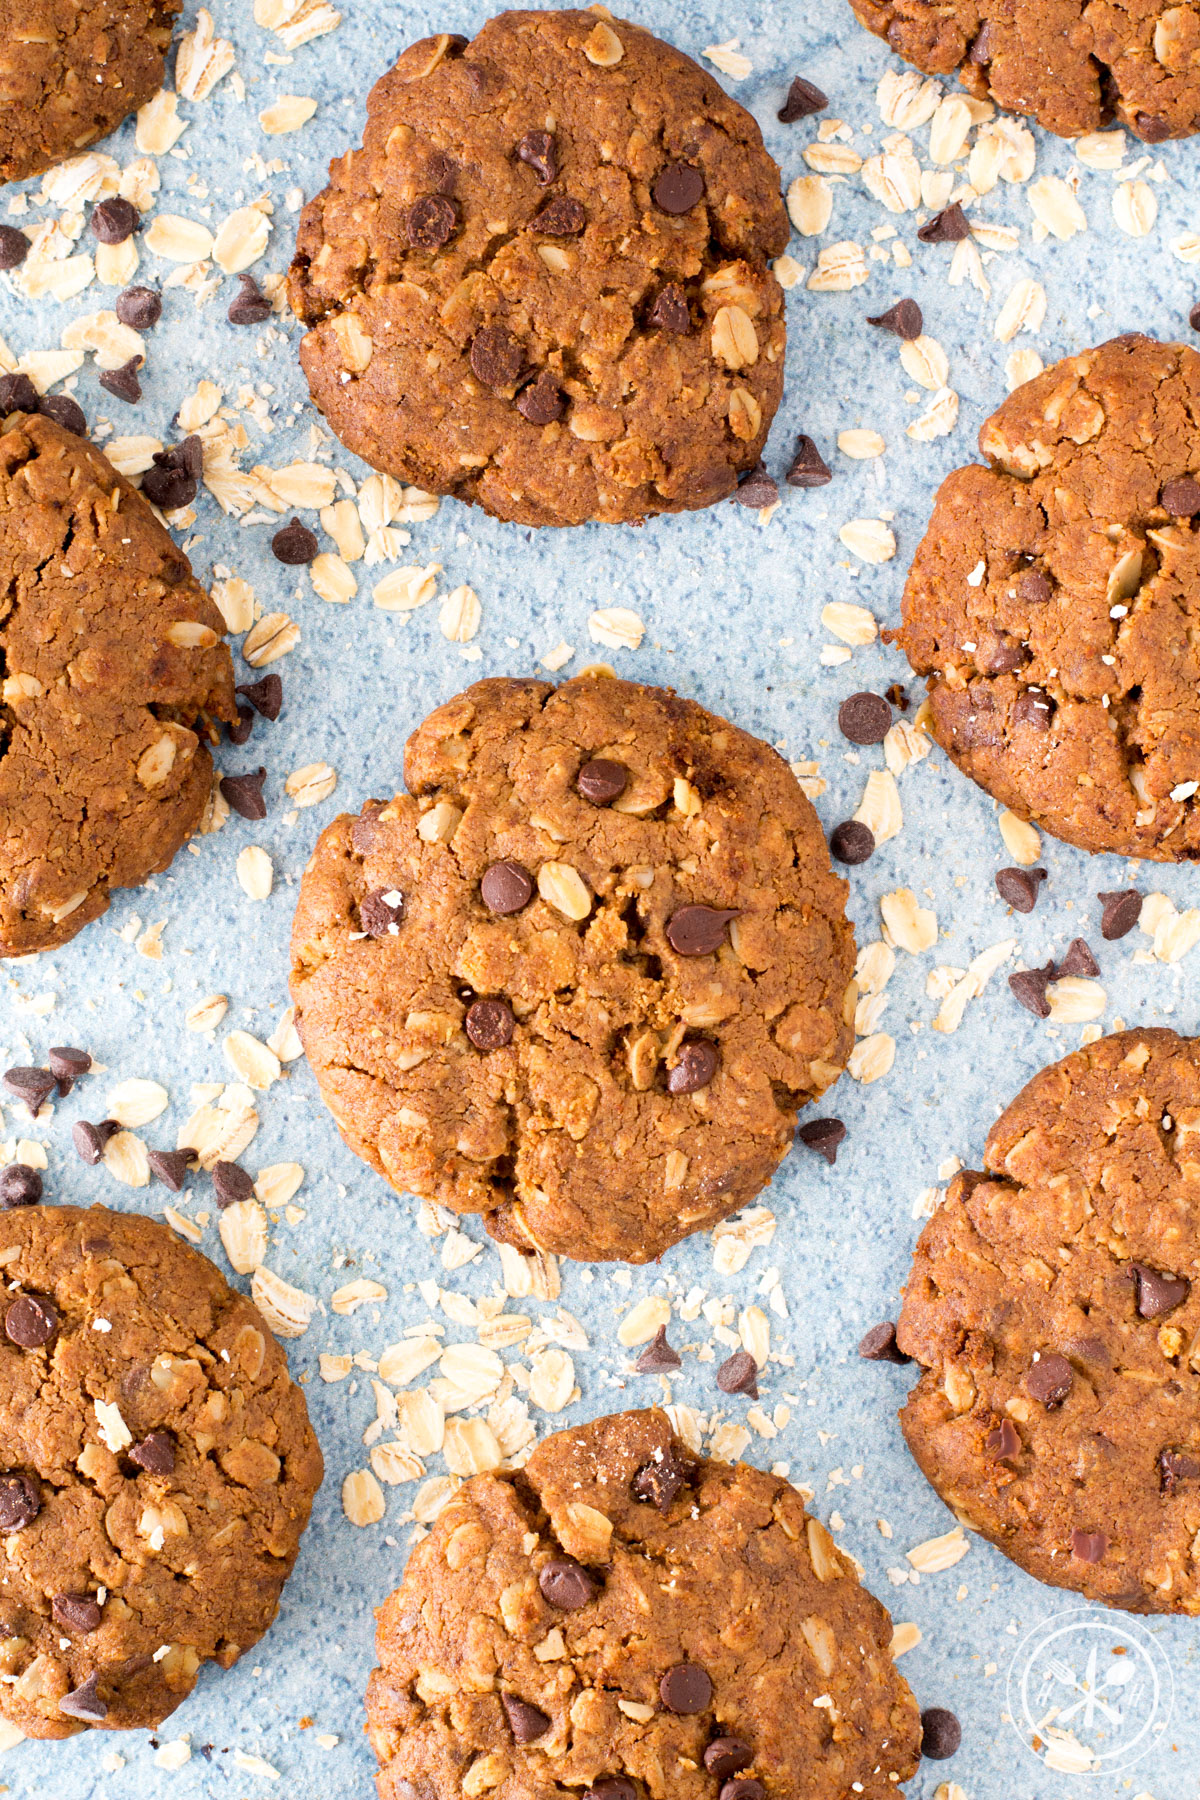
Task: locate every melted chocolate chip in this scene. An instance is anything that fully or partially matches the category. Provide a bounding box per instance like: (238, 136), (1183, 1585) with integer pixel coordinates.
(1161, 476), (1200, 516)
(0, 1472), (40, 1532)
(986, 1419), (1020, 1459)
(583, 1781), (635, 1800)
(4, 1295), (57, 1349)
(538, 1557), (598, 1610)
(501, 1693), (550, 1743)
(705, 1739), (754, 1779)
(469, 326), (525, 390)
(665, 905), (736, 956)
(1013, 688), (1054, 731)
(516, 370), (565, 424)
(466, 999), (514, 1051)
(361, 889), (406, 938)
(650, 283), (691, 333)
(1132, 1263), (1190, 1320)
(660, 1662), (712, 1714)
(652, 162), (705, 214)
(666, 1041), (718, 1094)
(128, 1430), (176, 1476)
(1017, 569), (1053, 604)
(407, 194), (458, 251)
(533, 196), (585, 235)
(631, 1447), (689, 1512)
(1135, 112), (1170, 143)
(1026, 1352), (1074, 1407)
(1160, 1448), (1200, 1495)
(516, 131), (558, 185)
(719, 1783), (763, 1800)
(481, 861), (533, 916)
(59, 1671), (106, 1722)
(53, 1593), (102, 1633)
(576, 759), (628, 804)
(1070, 1528), (1106, 1563)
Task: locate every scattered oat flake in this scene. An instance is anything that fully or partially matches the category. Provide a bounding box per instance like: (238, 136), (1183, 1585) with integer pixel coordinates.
(808, 241), (868, 292)
(237, 846), (274, 902)
(223, 1029), (280, 1091)
(254, 0), (342, 51)
(232, 1750), (281, 1779)
(373, 564), (440, 612)
(906, 1526), (969, 1572)
(136, 89), (186, 155)
(993, 278), (1046, 343)
(837, 520), (895, 564)
(588, 607), (644, 651)
(854, 769), (903, 844)
(331, 1278), (387, 1315)
(703, 40), (751, 79)
(176, 10), (235, 101)
(821, 601), (877, 645)
(251, 1266), (315, 1337)
(285, 762), (337, 807)
(259, 95), (317, 134)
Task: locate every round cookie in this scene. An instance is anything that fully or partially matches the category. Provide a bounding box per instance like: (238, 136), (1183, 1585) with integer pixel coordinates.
(0, 2), (181, 185)
(0, 1204), (323, 1735)
(366, 1408), (922, 1799)
(891, 335), (1200, 861)
(897, 1028), (1200, 1614)
(290, 675), (856, 1265)
(0, 411), (236, 955)
(847, 0), (1200, 141)
(287, 10), (789, 528)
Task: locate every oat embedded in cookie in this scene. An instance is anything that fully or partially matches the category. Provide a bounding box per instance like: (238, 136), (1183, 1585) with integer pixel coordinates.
(898, 1028), (1200, 1613)
(286, 10), (790, 528)
(0, 412), (236, 955)
(848, 0), (1200, 141)
(289, 675), (856, 1264)
(0, 1205), (322, 1737)
(891, 335), (1200, 861)
(365, 1409), (922, 1799)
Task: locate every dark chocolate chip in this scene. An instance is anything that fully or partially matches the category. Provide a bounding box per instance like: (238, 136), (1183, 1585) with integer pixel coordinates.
(0, 1164), (42, 1208)
(705, 1739), (754, 1780)
(666, 1041), (718, 1094)
(1161, 476), (1200, 516)
(778, 75), (828, 122)
(1191, 301), (1200, 334)
(920, 1707), (962, 1760)
(538, 1557), (598, 1610)
(1099, 889), (1142, 940)
(1071, 1529), (1106, 1563)
(1132, 1262), (1190, 1321)
(631, 1447), (689, 1512)
(220, 767), (267, 820)
(516, 131), (558, 185)
(1009, 962), (1054, 1018)
(4, 1295), (57, 1349)
(128, 1430), (176, 1476)
(271, 517), (318, 565)
(719, 1783), (763, 1800)
(917, 202), (970, 243)
(0, 226), (29, 270)
(665, 905), (736, 956)
(147, 1149), (191, 1192)
(98, 356), (143, 404)
(986, 1419), (1020, 1459)
(1056, 937), (1099, 979)
(1159, 1448), (1200, 1495)
(469, 326), (525, 390)
(858, 1322), (911, 1364)
(1026, 1352), (1073, 1407)
(361, 888), (406, 938)
(785, 434), (831, 488)
(983, 637), (1026, 675)
(1013, 688), (1054, 730)
(236, 674), (283, 720)
(732, 464), (779, 509)
(228, 704), (254, 746)
(90, 198), (139, 244)
(635, 1325), (682, 1374)
(838, 691), (892, 744)
(534, 196), (585, 235)
(59, 1671), (106, 1723)
(830, 820), (874, 865)
(52, 1593), (102, 1633)
(867, 298), (922, 340)
(141, 436), (200, 510)
(406, 194), (458, 251)
(73, 1119), (119, 1165)
(116, 285), (162, 329)
(1135, 112), (1170, 142)
(576, 758), (628, 805)
(212, 1161), (254, 1209)
(994, 866), (1046, 913)
(501, 1693), (550, 1743)
(652, 163), (705, 214)
(426, 150), (458, 194)
(650, 282), (690, 333)
(466, 999), (514, 1051)
(3, 1067), (56, 1115)
(660, 1662), (712, 1714)
(481, 862), (533, 916)
(0, 1472), (40, 1532)
(38, 393), (87, 436)
(1017, 569), (1053, 604)
(517, 370), (565, 425)
(227, 273), (272, 325)
(0, 372), (38, 415)
(583, 1781), (635, 1800)
(715, 1350), (759, 1399)
(797, 1117), (846, 1165)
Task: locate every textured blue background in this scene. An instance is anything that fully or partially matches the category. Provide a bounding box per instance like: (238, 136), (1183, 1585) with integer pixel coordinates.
(0, 2), (1198, 1795)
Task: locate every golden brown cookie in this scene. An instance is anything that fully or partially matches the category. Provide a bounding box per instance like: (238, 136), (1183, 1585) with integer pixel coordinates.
(290, 675), (856, 1264)
(847, 0), (1200, 140)
(366, 1408), (922, 1800)
(898, 1028), (1200, 1613)
(0, 412), (236, 955)
(287, 10), (789, 528)
(890, 335), (1200, 861)
(0, 1), (181, 184)
(0, 1205), (323, 1736)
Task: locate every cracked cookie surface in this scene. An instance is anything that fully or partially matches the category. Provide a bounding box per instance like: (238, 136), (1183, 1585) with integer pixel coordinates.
(848, 0), (1200, 140)
(286, 9), (789, 528)
(366, 1408), (922, 1800)
(0, 0), (181, 184)
(898, 1029), (1200, 1613)
(0, 1205), (322, 1736)
(0, 412), (235, 955)
(891, 336), (1200, 861)
(289, 675), (856, 1265)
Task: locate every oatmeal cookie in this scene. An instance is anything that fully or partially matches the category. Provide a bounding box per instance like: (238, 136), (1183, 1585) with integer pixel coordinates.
(289, 675), (856, 1264)
(287, 10), (789, 528)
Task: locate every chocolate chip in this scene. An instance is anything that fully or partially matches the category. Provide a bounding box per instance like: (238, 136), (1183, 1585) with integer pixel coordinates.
(98, 356), (143, 405)
(1159, 1448), (1200, 1495)
(73, 1120), (118, 1165)
(635, 1325), (682, 1374)
(90, 198), (139, 244)
(0, 1473), (39, 1532)
(5, 1295), (57, 1349)
(652, 161), (705, 215)
(785, 434), (831, 488)
(705, 1739), (754, 1780)
(858, 1322), (911, 1364)
(59, 1671), (107, 1723)
(0, 372), (37, 415)
(141, 436), (201, 510)
(719, 1782), (763, 1800)
(228, 704), (255, 746)
(778, 75), (827, 122)
(220, 767), (267, 820)
(116, 285), (162, 329)
(666, 1041), (718, 1094)
(917, 202), (970, 243)
(470, 326), (525, 390)
(212, 1161), (254, 1209)
(583, 1781), (636, 1800)
(650, 282), (691, 333)
(146, 1149), (191, 1192)
(516, 131), (558, 185)
(517, 370), (565, 425)
(986, 1419), (1020, 1459)
(501, 1693), (550, 1743)
(481, 862), (533, 916)
(1161, 476), (1200, 516)
(576, 758), (628, 804)
(0, 1164), (42, 1208)
(1013, 688), (1054, 731)
(237, 674), (283, 721)
(0, 226), (29, 270)
(797, 1117), (846, 1166)
(52, 1593), (102, 1633)
(533, 196), (585, 235)
(1132, 1262), (1190, 1320)
(660, 1662), (711, 1714)
(665, 905), (736, 956)
(970, 21), (994, 61)
(920, 1707), (962, 1760)
(838, 691), (892, 745)
(867, 298), (922, 340)
(1071, 1528), (1106, 1563)
(1135, 111), (1170, 142)
(38, 393), (86, 436)
(361, 889), (406, 938)
(227, 272), (272, 325)
(271, 517), (318, 565)
(3, 1066), (56, 1115)
(715, 1350), (759, 1399)
(466, 999), (514, 1051)
(733, 463), (779, 509)
(631, 1447), (689, 1512)
(1017, 569), (1053, 604)
(1026, 1352), (1073, 1407)
(1056, 937), (1099, 979)
(1191, 301), (1200, 334)
(129, 1430), (176, 1476)
(830, 819), (874, 865)
(538, 1557), (598, 1610)
(1008, 961), (1054, 1018)
(406, 194), (458, 252)
(994, 866), (1046, 913)
(983, 638), (1026, 675)
(1099, 889), (1142, 940)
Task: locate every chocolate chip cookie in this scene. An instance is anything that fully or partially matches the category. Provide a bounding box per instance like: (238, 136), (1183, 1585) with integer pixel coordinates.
(891, 335), (1200, 861)
(0, 1204), (322, 1736)
(0, 411), (235, 956)
(898, 1028), (1200, 1613)
(290, 674), (856, 1264)
(366, 1408), (922, 1799)
(287, 10), (789, 527)
(0, 2), (181, 184)
(848, 1), (1200, 141)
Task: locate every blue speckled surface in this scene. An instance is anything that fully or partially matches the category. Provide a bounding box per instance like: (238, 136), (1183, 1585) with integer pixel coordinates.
(0, 2), (1198, 1795)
